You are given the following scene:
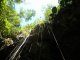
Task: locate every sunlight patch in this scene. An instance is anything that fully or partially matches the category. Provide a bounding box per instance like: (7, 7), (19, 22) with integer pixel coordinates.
(15, 0), (59, 27)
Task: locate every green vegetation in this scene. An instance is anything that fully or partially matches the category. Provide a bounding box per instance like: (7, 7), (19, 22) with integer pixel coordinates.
(0, 0), (36, 38)
(0, 0), (48, 41)
(44, 5), (53, 21)
(0, 0), (59, 39)
(0, 0), (20, 37)
(19, 9), (36, 20)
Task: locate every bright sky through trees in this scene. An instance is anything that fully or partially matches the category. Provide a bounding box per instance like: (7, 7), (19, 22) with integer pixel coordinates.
(15, 0), (59, 27)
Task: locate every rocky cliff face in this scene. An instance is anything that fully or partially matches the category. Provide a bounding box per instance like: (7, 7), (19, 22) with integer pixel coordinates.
(19, 23), (63, 60)
(51, 0), (80, 60)
(19, 0), (80, 60)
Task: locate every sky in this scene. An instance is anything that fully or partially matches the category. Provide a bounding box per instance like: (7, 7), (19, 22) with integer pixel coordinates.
(15, 0), (59, 27)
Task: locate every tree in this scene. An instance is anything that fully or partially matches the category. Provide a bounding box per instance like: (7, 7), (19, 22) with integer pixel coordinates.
(8, 0), (23, 9)
(19, 9), (36, 21)
(44, 5), (53, 21)
(0, 0), (20, 37)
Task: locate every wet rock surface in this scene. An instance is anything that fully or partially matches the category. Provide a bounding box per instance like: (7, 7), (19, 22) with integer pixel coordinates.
(19, 24), (63, 60)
